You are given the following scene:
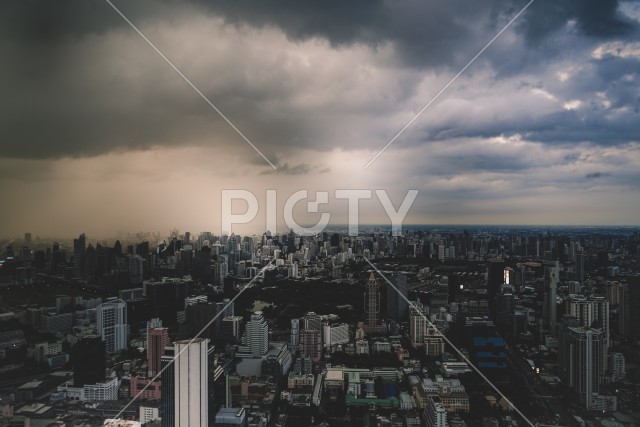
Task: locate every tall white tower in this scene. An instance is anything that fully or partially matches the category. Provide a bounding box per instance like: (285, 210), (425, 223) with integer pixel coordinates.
(174, 338), (209, 427)
(97, 299), (127, 353)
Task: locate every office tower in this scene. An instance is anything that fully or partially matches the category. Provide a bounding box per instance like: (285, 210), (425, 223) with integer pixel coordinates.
(73, 233), (86, 278)
(426, 395), (448, 427)
(576, 251), (585, 282)
(609, 352), (625, 381)
(558, 315), (580, 374)
(290, 318), (300, 348)
(221, 316), (243, 340)
(214, 299), (234, 337)
(543, 260), (559, 337)
(619, 278), (640, 339)
(424, 325), (445, 358)
(161, 347), (175, 427)
(606, 282), (621, 305)
(128, 254), (144, 285)
(300, 329), (322, 362)
(566, 327), (602, 409)
(245, 311), (268, 357)
(174, 339), (209, 427)
(565, 294), (610, 374)
(72, 335), (106, 387)
(486, 258), (505, 299)
(97, 299), (128, 353)
(410, 301), (428, 349)
(302, 312), (322, 331)
(514, 263), (526, 290)
(364, 272), (381, 329)
(387, 271), (409, 321)
(148, 327), (170, 377)
(494, 289), (514, 331)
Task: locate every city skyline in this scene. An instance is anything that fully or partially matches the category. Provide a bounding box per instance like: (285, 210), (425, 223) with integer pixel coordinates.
(1, 0), (640, 237)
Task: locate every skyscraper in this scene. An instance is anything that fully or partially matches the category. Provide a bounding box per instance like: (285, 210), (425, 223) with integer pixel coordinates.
(619, 277), (640, 339)
(565, 294), (610, 374)
(174, 339), (209, 427)
(387, 271), (409, 321)
(543, 260), (559, 337)
(566, 327), (602, 409)
(245, 311), (269, 357)
(364, 272), (383, 333)
(486, 258), (505, 299)
(73, 233), (86, 278)
(410, 301), (427, 349)
(97, 299), (128, 353)
(290, 318), (300, 349)
(148, 327), (170, 377)
(300, 329), (322, 362)
(576, 251), (585, 283)
(160, 347), (175, 427)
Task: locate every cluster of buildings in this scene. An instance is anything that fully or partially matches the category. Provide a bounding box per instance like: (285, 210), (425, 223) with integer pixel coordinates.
(0, 227), (639, 426)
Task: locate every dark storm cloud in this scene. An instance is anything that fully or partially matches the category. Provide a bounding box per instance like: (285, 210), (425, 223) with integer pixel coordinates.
(199, 0), (637, 66)
(585, 171), (611, 179)
(518, 0), (635, 44)
(0, 0), (638, 163)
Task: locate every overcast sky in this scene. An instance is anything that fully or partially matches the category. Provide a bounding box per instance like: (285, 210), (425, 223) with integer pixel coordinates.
(1, 0), (640, 238)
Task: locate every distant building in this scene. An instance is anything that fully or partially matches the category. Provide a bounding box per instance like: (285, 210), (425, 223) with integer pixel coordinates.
(543, 260), (559, 337)
(97, 299), (128, 353)
(147, 327), (169, 377)
(387, 272), (409, 321)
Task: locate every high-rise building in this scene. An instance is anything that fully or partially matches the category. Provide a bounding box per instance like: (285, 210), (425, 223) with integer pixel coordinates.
(289, 318), (300, 349)
(72, 335), (106, 387)
(148, 327), (170, 377)
(565, 294), (610, 374)
(425, 395), (448, 427)
(576, 251), (586, 283)
(300, 329), (322, 362)
(302, 312), (322, 331)
(619, 278), (640, 339)
(410, 301), (428, 349)
(245, 311), (269, 357)
(221, 316), (243, 340)
(73, 233), (86, 278)
(543, 260), (559, 337)
(486, 258), (505, 299)
(364, 272), (382, 332)
(97, 299), (128, 353)
(161, 347), (175, 427)
(386, 271), (409, 321)
(609, 352), (625, 381)
(558, 314), (580, 375)
(174, 339), (209, 427)
(566, 327), (602, 409)
(424, 325), (445, 358)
